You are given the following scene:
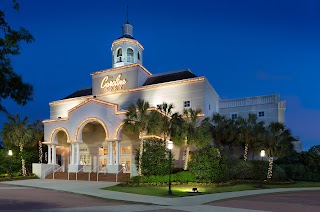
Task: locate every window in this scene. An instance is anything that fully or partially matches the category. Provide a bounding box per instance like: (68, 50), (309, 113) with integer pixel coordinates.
(258, 111), (265, 117)
(183, 100), (191, 108)
(80, 155), (91, 165)
(121, 146), (131, 155)
(209, 104), (211, 111)
(99, 147), (108, 156)
(137, 51), (140, 60)
(116, 48), (122, 62)
(127, 48), (134, 62)
(231, 113), (238, 120)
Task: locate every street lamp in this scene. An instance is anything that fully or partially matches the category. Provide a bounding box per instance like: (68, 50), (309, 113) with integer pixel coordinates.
(259, 149), (265, 188)
(8, 150), (13, 181)
(167, 140), (173, 196)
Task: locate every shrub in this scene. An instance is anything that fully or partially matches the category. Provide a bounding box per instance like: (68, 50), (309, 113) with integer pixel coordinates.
(272, 165), (287, 181)
(230, 160), (254, 180)
(189, 146), (227, 182)
(135, 139), (173, 176)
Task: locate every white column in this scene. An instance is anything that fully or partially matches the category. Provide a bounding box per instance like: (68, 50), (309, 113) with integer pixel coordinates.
(48, 145), (52, 164)
(76, 143), (80, 165)
(108, 141), (113, 165)
(115, 141), (120, 165)
(71, 143), (75, 164)
(52, 145), (56, 164)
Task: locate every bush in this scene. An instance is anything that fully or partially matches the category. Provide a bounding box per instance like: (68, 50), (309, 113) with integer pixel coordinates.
(230, 160), (254, 180)
(135, 139), (173, 176)
(272, 165), (287, 181)
(189, 146), (227, 182)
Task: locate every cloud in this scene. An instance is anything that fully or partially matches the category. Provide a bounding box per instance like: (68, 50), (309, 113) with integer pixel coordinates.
(256, 70), (292, 81)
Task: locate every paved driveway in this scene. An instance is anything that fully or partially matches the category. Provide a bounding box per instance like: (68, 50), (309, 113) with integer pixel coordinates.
(209, 191), (320, 212)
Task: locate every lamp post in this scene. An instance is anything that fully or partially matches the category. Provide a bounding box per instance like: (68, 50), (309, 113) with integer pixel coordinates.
(259, 149), (265, 188)
(8, 150), (13, 181)
(167, 140), (173, 196)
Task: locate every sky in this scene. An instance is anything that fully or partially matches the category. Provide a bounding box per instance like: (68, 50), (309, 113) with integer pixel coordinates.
(1, 0), (320, 150)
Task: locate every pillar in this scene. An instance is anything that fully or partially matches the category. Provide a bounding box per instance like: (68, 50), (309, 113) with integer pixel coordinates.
(108, 141), (113, 165)
(71, 143), (75, 165)
(52, 145), (56, 164)
(76, 143), (80, 165)
(48, 145), (52, 164)
(115, 140), (120, 165)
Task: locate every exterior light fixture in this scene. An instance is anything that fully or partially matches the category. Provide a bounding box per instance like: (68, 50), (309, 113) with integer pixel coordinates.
(167, 140), (173, 196)
(192, 187), (198, 192)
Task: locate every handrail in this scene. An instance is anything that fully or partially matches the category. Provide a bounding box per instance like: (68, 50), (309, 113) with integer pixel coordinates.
(53, 166), (63, 179)
(75, 166), (85, 181)
(43, 164), (56, 178)
(116, 166), (125, 183)
(88, 165), (99, 181)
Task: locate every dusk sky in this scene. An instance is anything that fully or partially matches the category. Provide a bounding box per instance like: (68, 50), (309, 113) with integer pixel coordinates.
(1, 0), (320, 150)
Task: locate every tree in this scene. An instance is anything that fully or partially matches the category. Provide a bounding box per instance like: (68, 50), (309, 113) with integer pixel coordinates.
(1, 114), (33, 176)
(182, 108), (212, 170)
(237, 113), (264, 161)
(123, 99), (160, 176)
(0, 1), (34, 113)
(263, 122), (295, 179)
(157, 102), (174, 142)
(212, 113), (238, 157)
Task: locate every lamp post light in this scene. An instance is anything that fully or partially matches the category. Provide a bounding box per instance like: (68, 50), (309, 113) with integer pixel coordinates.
(8, 150), (13, 181)
(259, 149), (265, 188)
(167, 140), (173, 196)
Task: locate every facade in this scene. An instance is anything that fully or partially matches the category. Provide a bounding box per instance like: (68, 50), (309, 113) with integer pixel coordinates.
(33, 20), (291, 178)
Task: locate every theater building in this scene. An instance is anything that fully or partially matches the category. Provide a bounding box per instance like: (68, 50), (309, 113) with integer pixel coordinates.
(33, 20), (290, 178)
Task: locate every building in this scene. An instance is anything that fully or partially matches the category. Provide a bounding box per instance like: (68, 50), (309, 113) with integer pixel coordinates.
(32, 20), (291, 178)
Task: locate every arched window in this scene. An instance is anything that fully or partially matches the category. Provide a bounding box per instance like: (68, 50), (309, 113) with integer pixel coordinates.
(137, 51), (140, 61)
(127, 48), (134, 62)
(116, 48), (122, 62)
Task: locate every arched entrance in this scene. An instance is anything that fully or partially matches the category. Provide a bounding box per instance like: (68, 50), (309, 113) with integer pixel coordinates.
(76, 118), (108, 173)
(50, 128), (70, 171)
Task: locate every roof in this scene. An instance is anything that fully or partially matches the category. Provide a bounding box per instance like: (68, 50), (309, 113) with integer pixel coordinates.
(118, 34), (135, 39)
(63, 88), (92, 99)
(143, 69), (197, 86)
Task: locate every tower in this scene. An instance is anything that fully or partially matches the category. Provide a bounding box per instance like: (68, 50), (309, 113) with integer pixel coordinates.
(111, 16), (144, 68)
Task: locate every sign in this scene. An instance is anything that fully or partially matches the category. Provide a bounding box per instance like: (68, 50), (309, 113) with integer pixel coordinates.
(100, 74), (127, 92)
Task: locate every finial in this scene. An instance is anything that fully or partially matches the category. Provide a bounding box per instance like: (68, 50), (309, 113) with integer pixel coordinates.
(126, 5), (129, 24)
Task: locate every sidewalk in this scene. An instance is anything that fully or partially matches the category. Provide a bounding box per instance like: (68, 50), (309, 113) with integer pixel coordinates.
(2, 179), (320, 207)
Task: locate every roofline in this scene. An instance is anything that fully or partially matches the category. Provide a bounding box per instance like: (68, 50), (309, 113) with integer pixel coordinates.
(147, 68), (193, 78)
(49, 76), (205, 106)
(111, 38), (144, 50)
(90, 63), (152, 76)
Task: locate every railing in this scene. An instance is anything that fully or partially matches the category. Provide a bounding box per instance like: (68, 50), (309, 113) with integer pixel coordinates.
(75, 166), (85, 181)
(220, 94), (280, 108)
(88, 165), (99, 181)
(116, 166), (125, 183)
(53, 166), (63, 180)
(43, 165), (58, 179)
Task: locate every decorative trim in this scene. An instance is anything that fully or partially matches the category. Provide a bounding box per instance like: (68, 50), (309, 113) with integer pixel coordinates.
(49, 127), (70, 143)
(90, 63), (151, 76)
(111, 38), (144, 50)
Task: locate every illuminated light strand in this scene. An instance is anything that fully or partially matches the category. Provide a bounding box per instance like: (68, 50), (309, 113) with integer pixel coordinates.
(49, 127), (70, 143)
(90, 63), (151, 76)
(182, 114), (205, 118)
(75, 117), (108, 141)
(141, 135), (163, 140)
(49, 77), (205, 106)
(111, 38), (144, 50)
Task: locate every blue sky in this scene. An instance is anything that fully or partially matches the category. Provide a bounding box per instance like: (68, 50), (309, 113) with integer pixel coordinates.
(1, 0), (320, 150)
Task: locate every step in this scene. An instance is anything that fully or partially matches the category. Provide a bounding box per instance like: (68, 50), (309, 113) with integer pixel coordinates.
(46, 172), (130, 182)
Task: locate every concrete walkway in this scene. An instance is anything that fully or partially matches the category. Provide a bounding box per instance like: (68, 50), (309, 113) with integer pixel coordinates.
(2, 179), (320, 211)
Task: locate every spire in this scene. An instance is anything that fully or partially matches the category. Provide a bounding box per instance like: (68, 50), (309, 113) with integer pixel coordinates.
(126, 5), (129, 24)
(121, 5), (133, 39)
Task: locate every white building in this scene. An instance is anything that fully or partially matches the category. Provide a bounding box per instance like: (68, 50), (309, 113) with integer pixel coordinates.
(33, 20), (293, 179)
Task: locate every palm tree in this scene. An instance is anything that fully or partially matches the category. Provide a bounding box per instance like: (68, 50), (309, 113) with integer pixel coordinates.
(123, 99), (160, 176)
(212, 113), (238, 157)
(237, 113), (264, 161)
(263, 122), (295, 179)
(1, 114), (33, 176)
(157, 102), (174, 142)
(182, 108), (212, 170)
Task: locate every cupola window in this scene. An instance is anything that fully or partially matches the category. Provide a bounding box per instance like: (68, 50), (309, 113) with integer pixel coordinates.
(137, 51), (140, 61)
(116, 48), (123, 62)
(127, 48), (134, 63)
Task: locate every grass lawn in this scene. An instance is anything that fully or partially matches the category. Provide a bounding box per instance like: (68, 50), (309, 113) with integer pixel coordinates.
(102, 182), (320, 197)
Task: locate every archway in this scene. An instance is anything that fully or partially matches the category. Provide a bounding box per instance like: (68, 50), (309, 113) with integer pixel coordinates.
(50, 128), (70, 170)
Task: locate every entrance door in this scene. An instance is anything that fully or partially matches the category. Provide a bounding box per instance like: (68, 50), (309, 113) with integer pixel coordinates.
(99, 147), (108, 173)
(120, 158), (130, 173)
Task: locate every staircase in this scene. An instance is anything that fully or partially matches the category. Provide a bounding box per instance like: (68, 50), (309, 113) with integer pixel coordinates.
(46, 172), (130, 182)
